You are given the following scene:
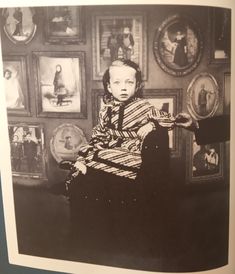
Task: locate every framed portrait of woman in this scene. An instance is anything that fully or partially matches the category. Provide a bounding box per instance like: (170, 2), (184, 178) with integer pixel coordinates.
(1, 7), (37, 44)
(32, 51), (87, 118)
(92, 11), (147, 80)
(186, 72), (220, 120)
(153, 14), (203, 76)
(44, 6), (85, 44)
(2, 55), (31, 116)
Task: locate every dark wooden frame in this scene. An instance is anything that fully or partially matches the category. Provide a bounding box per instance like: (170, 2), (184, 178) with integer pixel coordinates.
(32, 51), (87, 118)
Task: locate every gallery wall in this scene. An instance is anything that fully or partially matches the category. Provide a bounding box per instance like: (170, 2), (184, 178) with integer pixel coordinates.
(0, 5), (231, 185)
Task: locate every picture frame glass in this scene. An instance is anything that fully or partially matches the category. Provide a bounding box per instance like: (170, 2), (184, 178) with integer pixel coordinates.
(2, 7), (37, 44)
(8, 124), (45, 177)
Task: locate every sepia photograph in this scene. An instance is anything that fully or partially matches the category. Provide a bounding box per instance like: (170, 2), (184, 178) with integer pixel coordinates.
(0, 2), (233, 274)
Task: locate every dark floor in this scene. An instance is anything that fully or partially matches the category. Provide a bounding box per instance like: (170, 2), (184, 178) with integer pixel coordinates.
(13, 183), (229, 272)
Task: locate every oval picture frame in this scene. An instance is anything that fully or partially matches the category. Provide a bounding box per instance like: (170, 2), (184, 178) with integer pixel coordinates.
(50, 124), (88, 163)
(187, 73), (219, 120)
(2, 7), (37, 44)
(153, 14), (203, 76)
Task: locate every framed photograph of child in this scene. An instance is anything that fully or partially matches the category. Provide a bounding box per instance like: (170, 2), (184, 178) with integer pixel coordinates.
(32, 51), (87, 118)
(8, 122), (47, 180)
(92, 89), (182, 157)
(44, 6), (85, 44)
(187, 72), (220, 120)
(1, 7), (37, 44)
(209, 7), (231, 64)
(186, 133), (224, 184)
(2, 55), (31, 116)
(50, 123), (88, 163)
(153, 14), (203, 76)
(92, 11), (147, 80)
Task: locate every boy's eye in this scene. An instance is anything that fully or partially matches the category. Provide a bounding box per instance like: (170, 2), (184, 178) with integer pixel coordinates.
(113, 81), (120, 85)
(127, 80), (134, 85)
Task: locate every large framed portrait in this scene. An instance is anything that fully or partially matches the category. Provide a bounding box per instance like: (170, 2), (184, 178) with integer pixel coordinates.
(44, 6), (85, 44)
(209, 7), (231, 64)
(1, 7), (37, 44)
(92, 89), (182, 157)
(8, 123), (46, 179)
(32, 51), (87, 118)
(187, 72), (219, 120)
(2, 55), (30, 116)
(50, 123), (87, 163)
(153, 14), (203, 76)
(92, 11), (147, 80)
(186, 133), (224, 183)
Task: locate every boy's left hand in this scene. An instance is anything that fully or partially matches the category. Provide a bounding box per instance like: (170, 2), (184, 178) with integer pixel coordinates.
(137, 122), (154, 140)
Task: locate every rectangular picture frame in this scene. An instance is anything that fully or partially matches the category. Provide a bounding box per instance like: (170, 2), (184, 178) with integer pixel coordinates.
(92, 11), (147, 80)
(2, 54), (31, 116)
(44, 6), (85, 44)
(8, 122), (47, 180)
(186, 133), (224, 184)
(33, 51), (87, 118)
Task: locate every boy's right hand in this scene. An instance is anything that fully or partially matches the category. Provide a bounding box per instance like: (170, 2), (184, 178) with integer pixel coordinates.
(73, 161), (87, 175)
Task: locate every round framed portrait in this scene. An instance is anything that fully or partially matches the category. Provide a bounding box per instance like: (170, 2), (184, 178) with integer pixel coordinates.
(2, 7), (37, 44)
(187, 73), (219, 120)
(50, 124), (88, 163)
(153, 14), (203, 76)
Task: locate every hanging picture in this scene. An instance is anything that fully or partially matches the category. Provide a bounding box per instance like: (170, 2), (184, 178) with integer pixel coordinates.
(1, 7), (37, 44)
(187, 133), (224, 183)
(8, 123), (46, 179)
(209, 7), (231, 63)
(2, 55), (30, 116)
(187, 72), (219, 120)
(33, 51), (87, 118)
(44, 6), (85, 44)
(50, 124), (88, 163)
(153, 14), (203, 76)
(92, 11), (147, 80)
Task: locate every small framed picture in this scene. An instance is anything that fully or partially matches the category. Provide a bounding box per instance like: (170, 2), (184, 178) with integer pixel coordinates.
(8, 123), (46, 179)
(50, 123), (87, 163)
(33, 51), (87, 118)
(92, 11), (147, 80)
(187, 72), (219, 120)
(186, 133), (224, 183)
(1, 7), (37, 44)
(209, 7), (231, 64)
(2, 55), (31, 116)
(44, 6), (85, 44)
(92, 89), (182, 157)
(153, 14), (203, 76)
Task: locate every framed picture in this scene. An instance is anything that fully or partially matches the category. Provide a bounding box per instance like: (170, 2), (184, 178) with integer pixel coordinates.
(1, 7), (37, 44)
(33, 51), (87, 118)
(187, 72), (219, 120)
(186, 133), (224, 183)
(44, 6), (85, 44)
(50, 123), (87, 163)
(153, 14), (203, 76)
(8, 123), (46, 179)
(92, 89), (182, 157)
(92, 11), (147, 80)
(2, 55), (30, 116)
(144, 89), (182, 157)
(209, 7), (231, 64)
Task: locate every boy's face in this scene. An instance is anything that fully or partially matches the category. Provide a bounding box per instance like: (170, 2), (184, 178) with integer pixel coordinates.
(108, 66), (137, 102)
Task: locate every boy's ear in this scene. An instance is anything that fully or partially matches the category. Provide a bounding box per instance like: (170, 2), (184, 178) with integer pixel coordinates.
(107, 83), (112, 94)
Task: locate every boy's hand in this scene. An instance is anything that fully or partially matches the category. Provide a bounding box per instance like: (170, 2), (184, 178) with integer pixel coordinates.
(73, 161), (87, 175)
(137, 122), (155, 140)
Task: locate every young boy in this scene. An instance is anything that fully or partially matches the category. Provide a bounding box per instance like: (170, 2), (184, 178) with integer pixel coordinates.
(71, 59), (174, 181)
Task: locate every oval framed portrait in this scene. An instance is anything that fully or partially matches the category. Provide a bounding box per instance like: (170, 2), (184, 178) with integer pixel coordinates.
(2, 7), (37, 44)
(50, 124), (88, 163)
(153, 14), (203, 76)
(187, 73), (219, 120)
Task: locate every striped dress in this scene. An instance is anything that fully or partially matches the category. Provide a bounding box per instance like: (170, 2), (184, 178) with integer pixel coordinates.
(77, 97), (174, 179)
